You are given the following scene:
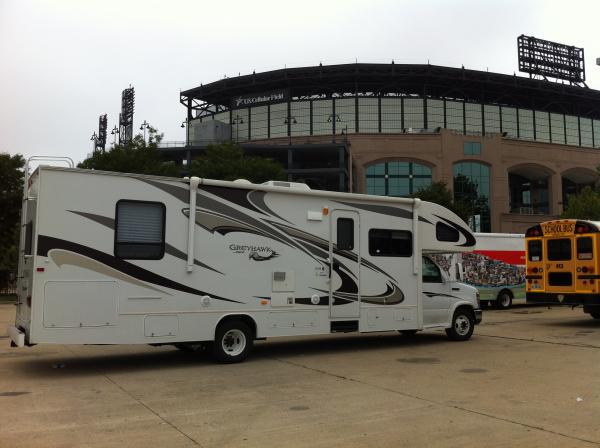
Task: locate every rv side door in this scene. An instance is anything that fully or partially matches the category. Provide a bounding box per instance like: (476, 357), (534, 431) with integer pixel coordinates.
(329, 210), (360, 319)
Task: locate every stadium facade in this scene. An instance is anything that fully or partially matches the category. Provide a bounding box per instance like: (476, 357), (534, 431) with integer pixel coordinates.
(173, 63), (600, 233)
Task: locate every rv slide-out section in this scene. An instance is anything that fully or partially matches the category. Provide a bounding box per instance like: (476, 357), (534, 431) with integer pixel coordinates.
(9, 167), (481, 362)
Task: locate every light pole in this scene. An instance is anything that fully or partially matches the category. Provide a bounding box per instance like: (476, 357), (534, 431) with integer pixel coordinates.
(181, 118), (189, 146)
(90, 132), (98, 153)
(140, 120), (150, 144)
(284, 115), (297, 145)
(232, 114), (244, 142)
(110, 126), (119, 146)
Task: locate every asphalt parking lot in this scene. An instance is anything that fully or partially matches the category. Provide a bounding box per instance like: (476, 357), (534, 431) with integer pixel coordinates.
(1, 303), (599, 448)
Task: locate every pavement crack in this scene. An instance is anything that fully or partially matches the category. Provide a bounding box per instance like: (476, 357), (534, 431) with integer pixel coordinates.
(64, 347), (204, 447)
(272, 356), (600, 446)
(477, 333), (600, 350)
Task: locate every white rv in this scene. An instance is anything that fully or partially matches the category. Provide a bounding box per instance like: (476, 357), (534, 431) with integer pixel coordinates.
(9, 166), (482, 362)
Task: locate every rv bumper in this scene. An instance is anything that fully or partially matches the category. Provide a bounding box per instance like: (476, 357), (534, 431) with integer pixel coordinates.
(474, 309), (482, 324)
(527, 292), (600, 306)
(8, 326), (25, 348)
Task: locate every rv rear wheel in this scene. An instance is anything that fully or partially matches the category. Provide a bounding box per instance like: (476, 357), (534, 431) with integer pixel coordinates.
(213, 321), (253, 363)
(495, 291), (512, 309)
(446, 308), (475, 341)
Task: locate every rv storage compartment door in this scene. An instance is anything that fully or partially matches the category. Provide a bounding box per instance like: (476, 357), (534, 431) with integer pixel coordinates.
(43, 281), (117, 328)
(271, 271), (295, 307)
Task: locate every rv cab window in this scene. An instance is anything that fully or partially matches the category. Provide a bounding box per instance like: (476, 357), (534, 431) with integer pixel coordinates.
(115, 200), (166, 260)
(422, 257), (442, 283)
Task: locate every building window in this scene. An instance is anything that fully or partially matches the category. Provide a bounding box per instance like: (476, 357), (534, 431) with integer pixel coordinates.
(381, 97), (402, 133)
(463, 142), (481, 155)
(446, 100), (464, 133)
(509, 172), (549, 215)
(403, 98), (424, 129)
(366, 161), (432, 197)
(115, 200), (165, 260)
(250, 106), (268, 140)
(465, 103), (482, 134)
(453, 162), (491, 232)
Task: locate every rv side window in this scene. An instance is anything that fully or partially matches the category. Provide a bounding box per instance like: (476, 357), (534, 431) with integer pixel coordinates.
(528, 240), (542, 261)
(115, 200), (166, 260)
(436, 222), (459, 242)
(337, 218), (354, 250)
(368, 229), (412, 257)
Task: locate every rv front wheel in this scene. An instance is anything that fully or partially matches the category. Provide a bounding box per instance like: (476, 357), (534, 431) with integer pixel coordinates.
(446, 308), (474, 341)
(213, 321), (253, 363)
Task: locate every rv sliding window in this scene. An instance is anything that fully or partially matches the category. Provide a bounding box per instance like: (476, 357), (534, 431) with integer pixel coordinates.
(368, 229), (412, 257)
(115, 200), (166, 260)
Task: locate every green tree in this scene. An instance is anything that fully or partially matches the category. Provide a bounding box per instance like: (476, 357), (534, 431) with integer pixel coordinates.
(561, 186), (600, 220)
(78, 127), (179, 177)
(0, 153), (25, 284)
(412, 176), (486, 225)
(189, 142), (286, 183)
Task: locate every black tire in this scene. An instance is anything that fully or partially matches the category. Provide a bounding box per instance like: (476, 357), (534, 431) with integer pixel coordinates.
(445, 308), (475, 341)
(212, 320), (253, 363)
(495, 291), (512, 310)
(399, 329), (418, 336)
(590, 312), (600, 319)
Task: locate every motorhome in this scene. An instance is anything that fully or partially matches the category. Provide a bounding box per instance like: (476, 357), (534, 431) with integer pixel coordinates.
(9, 165), (482, 362)
(432, 233), (525, 309)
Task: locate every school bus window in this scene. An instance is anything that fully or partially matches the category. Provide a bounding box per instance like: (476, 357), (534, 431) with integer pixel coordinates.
(528, 240), (542, 261)
(547, 239), (571, 261)
(577, 237), (593, 260)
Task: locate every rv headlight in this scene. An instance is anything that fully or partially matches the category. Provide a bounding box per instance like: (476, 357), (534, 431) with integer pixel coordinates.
(476, 292), (481, 308)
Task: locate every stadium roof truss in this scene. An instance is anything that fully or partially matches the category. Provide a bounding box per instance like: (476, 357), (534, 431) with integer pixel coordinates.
(180, 63), (600, 120)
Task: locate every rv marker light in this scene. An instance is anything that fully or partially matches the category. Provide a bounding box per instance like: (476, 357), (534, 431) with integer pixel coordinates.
(36, 267), (44, 272)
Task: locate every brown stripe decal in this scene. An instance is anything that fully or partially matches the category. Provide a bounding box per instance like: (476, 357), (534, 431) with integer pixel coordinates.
(37, 235), (242, 303)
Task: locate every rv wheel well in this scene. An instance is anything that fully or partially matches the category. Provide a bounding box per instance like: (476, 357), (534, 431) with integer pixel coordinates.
(216, 315), (257, 339)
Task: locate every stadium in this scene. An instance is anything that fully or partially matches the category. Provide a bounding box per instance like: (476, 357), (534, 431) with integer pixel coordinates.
(168, 60), (600, 234)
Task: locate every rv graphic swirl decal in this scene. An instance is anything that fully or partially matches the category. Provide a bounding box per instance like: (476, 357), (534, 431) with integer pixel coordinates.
(37, 235), (243, 304)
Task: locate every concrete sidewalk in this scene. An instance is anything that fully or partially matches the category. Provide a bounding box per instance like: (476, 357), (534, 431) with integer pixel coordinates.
(1, 304), (599, 447)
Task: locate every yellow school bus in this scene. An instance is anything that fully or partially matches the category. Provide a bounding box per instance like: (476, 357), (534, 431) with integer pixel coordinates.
(525, 220), (600, 319)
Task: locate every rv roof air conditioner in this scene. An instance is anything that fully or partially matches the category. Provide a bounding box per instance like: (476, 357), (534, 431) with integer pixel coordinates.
(262, 181), (311, 190)
(233, 179), (252, 184)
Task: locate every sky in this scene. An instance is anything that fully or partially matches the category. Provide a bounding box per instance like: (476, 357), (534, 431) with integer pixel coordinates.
(2, 0), (600, 165)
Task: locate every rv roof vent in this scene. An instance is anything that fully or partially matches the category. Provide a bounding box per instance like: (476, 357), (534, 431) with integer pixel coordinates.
(233, 179), (252, 184)
(262, 181), (311, 191)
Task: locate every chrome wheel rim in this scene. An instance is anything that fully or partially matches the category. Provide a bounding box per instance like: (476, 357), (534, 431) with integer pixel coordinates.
(500, 295), (510, 307)
(454, 315), (471, 336)
(222, 329), (246, 357)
